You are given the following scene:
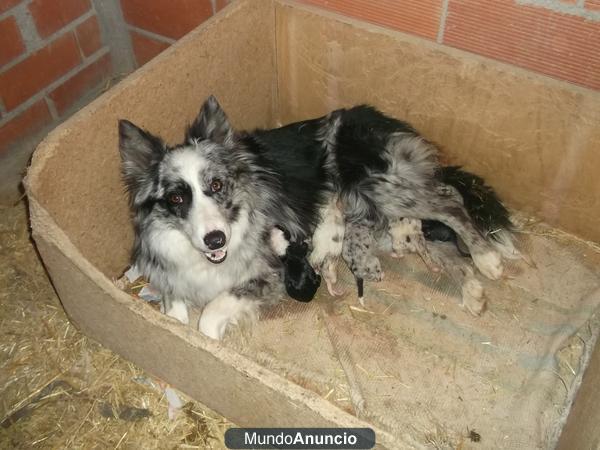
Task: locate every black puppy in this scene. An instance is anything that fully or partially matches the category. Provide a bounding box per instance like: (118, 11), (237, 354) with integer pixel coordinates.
(273, 226), (321, 302)
(283, 241), (321, 302)
(421, 220), (470, 256)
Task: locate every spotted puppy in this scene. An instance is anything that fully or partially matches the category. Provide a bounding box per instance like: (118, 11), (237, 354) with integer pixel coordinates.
(387, 217), (486, 315)
(388, 217), (442, 272)
(342, 219), (384, 306)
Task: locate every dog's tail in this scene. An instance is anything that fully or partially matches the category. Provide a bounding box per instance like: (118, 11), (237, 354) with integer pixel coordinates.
(432, 166), (521, 259)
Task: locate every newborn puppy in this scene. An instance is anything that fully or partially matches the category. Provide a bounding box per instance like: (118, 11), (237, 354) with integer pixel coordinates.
(421, 220), (470, 257)
(283, 241), (322, 302)
(271, 227), (321, 302)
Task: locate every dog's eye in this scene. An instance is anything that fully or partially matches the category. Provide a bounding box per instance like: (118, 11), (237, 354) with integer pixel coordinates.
(168, 193), (184, 205)
(210, 179), (222, 193)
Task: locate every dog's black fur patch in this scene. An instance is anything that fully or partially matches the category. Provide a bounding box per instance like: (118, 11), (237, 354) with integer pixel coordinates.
(436, 166), (512, 233)
(162, 181), (193, 219)
(247, 120), (331, 237)
(421, 166), (513, 256)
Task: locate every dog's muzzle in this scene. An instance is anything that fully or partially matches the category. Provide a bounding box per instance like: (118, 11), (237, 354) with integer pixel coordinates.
(203, 230), (227, 264)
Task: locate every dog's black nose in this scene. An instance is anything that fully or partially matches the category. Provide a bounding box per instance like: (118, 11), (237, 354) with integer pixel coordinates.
(204, 230), (226, 250)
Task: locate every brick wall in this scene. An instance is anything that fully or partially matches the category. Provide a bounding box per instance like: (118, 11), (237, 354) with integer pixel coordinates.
(115, 0), (600, 90)
(119, 0), (230, 66)
(0, 0), (113, 156)
(1, 0), (598, 201)
(0, 0), (232, 201)
(2, 0), (597, 157)
(300, 0), (600, 91)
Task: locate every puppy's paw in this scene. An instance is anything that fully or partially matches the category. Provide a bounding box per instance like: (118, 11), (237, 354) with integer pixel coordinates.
(199, 311), (229, 340)
(418, 249), (442, 273)
(461, 278), (485, 316)
(326, 280), (346, 297)
(472, 250), (503, 280)
(164, 300), (189, 325)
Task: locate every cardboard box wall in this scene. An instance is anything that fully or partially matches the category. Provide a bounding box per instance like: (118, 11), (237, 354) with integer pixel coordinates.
(25, 0), (600, 448)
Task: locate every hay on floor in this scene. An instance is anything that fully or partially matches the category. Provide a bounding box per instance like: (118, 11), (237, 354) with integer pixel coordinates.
(0, 202), (230, 449)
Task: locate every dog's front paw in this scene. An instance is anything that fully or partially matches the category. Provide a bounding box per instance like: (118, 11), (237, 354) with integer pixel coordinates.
(472, 250), (503, 280)
(199, 309), (230, 340)
(164, 300), (189, 325)
(198, 293), (259, 340)
(461, 278), (485, 316)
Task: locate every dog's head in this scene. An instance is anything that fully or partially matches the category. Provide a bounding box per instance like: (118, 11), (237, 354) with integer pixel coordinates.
(119, 96), (243, 264)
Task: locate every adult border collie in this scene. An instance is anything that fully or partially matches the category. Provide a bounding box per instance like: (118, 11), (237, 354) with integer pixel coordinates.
(119, 96), (510, 339)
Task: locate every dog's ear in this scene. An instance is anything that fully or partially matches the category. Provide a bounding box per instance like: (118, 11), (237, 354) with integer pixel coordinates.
(119, 120), (166, 204)
(186, 95), (233, 144)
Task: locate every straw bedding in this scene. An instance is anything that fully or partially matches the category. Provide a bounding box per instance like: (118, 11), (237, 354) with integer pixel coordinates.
(0, 202), (230, 449)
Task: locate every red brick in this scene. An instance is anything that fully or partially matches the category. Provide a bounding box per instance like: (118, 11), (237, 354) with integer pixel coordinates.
(586, 0), (600, 10)
(0, 101), (52, 153)
(130, 30), (170, 66)
(121, 0), (213, 40)
(28, 0), (90, 38)
(0, 17), (25, 66)
(75, 15), (102, 56)
(0, 0), (21, 14)
(299, 0), (443, 40)
(444, 0), (600, 90)
(0, 33), (82, 111)
(49, 53), (112, 115)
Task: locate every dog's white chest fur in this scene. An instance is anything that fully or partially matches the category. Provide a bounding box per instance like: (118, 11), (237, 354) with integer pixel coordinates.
(143, 210), (262, 305)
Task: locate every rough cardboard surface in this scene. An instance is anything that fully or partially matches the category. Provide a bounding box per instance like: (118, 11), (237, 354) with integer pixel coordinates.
(275, 2), (600, 243)
(557, 328), (600, 450)
(25, 0), (600, 448)
(227, 230), (600, 448)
